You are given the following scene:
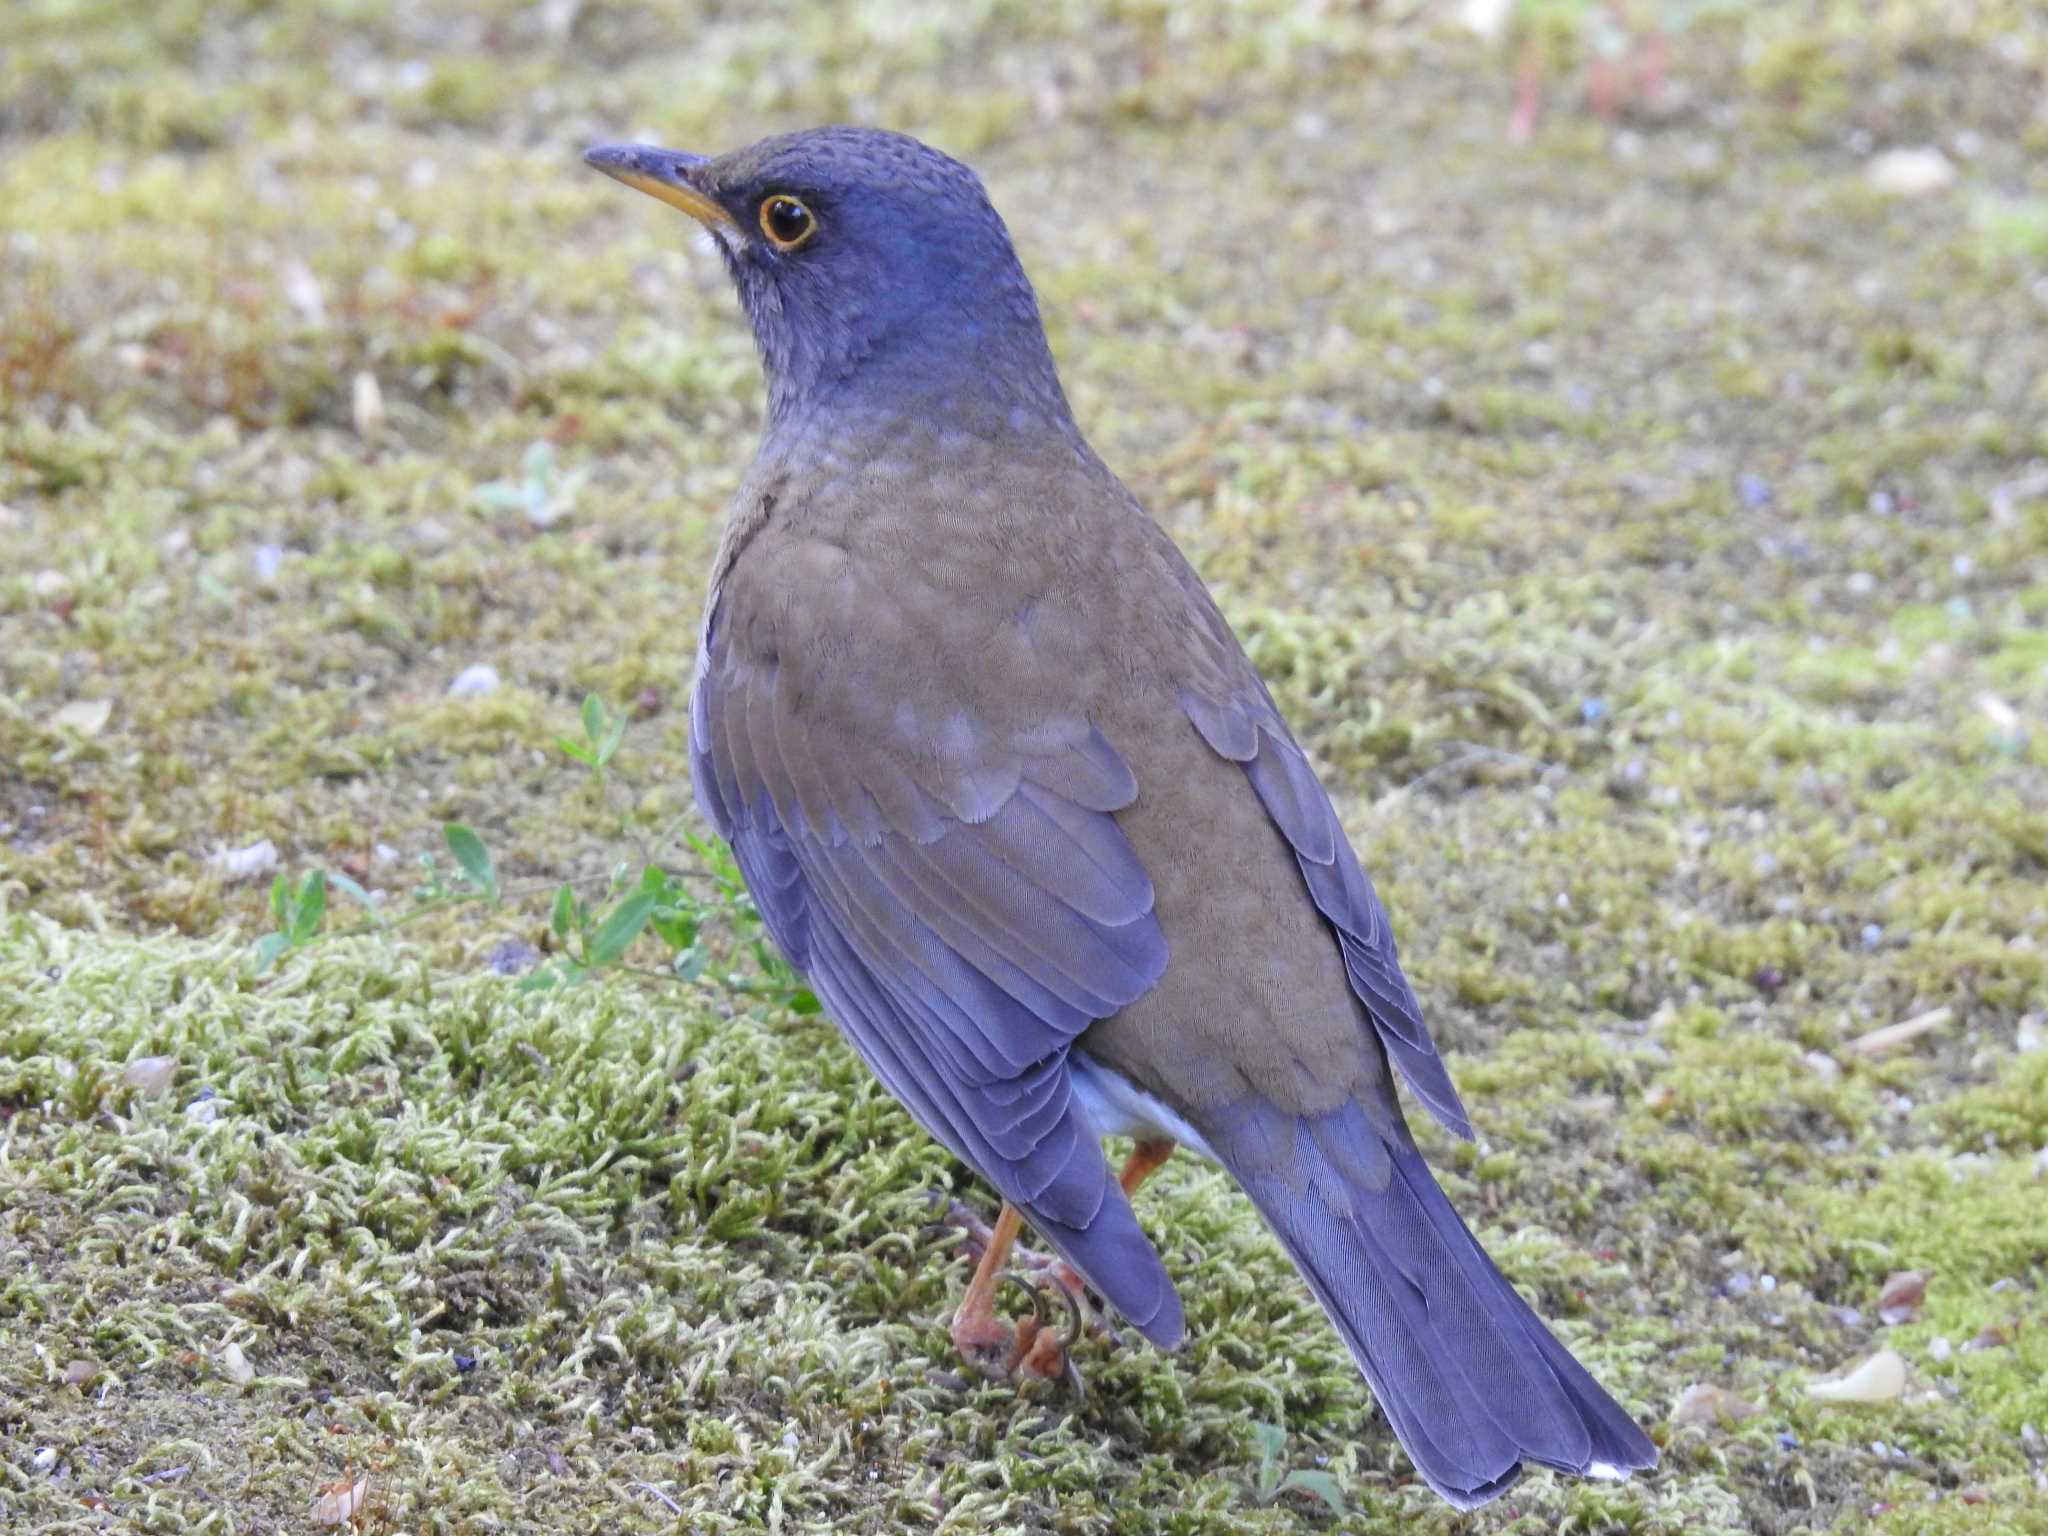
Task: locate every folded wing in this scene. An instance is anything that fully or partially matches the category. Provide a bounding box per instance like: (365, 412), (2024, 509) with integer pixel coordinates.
(690, 621), (1185, 1346)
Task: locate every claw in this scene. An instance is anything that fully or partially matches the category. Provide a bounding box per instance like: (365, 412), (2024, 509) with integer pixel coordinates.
(938, 1203), (1119, 1348)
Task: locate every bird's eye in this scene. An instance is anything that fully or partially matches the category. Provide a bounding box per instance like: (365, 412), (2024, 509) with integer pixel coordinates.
(758, 195), (817, 251)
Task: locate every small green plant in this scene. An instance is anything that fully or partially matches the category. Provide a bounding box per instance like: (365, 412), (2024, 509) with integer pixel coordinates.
(1248, 1422), (1346, 1516)
(244, 695), (817, 1016)
(474, 440), (582, 528)
(557, 692), (628, 776)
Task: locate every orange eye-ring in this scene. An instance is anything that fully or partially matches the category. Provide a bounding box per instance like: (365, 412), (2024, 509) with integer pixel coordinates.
(758, 195), (817, 251)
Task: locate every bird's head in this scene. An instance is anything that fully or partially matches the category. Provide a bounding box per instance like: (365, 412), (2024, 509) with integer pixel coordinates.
(585, 127), (1070, 434)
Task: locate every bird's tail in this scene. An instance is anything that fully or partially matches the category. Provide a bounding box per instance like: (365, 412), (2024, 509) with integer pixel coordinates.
(1226, 1123), (1657, 1510)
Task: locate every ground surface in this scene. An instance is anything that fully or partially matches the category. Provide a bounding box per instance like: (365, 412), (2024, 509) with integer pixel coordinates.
(4, 2), (2048, 1532)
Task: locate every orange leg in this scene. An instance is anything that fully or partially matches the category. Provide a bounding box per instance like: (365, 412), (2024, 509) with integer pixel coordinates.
(950, 1205), (1023, 1362)
(1119, 1138), (1174, 1197)
(946, 1139), (1177, 1386)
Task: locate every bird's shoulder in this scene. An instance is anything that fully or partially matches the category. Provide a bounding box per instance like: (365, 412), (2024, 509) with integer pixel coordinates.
(707, 421), (1242, 720)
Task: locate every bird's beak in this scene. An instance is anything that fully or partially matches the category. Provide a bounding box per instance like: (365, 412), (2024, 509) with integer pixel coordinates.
(583, 143), (738, 233)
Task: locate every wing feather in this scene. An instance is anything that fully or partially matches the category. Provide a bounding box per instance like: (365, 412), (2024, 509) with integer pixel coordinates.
(691, 621), (1184, 1347)
(1182, 689), (1474, 1139)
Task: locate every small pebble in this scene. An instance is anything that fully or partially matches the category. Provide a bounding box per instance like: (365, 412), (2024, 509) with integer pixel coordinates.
(1737, 473), (1773, 508)
(1579, 697), (1607, 724)
(207, 839), (280, 883)
(1777, 1432), (1800, 1450)
(1866, 146), (1957, 197)
(486, 940), (539, 977)
(352, 370), (386, 437)
(1928, 1337), (1952, 1362)
(453, 1351), (477, 1374)
(123, 1056), (178, 1099)
(448, 664), (500, 698)
(1860, 924), (1883, 950)
(33, 1447), (57, 1472)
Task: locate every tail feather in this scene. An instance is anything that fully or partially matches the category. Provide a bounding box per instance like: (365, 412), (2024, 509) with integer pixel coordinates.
(1228, 1119), (1656, 1510)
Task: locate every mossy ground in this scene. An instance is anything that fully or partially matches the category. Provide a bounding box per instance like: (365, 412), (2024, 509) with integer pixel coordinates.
(4, 2), (2047, 1531)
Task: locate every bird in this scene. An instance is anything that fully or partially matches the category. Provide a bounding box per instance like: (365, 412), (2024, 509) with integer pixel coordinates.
(585, 125), (1657, 1510)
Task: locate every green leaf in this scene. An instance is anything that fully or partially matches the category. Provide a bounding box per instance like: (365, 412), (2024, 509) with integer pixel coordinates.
(1277, 1470), (1346, 1516)
(268, 872), (292, 924)
(1249, 1422), (1285, 1498)
(585, 891), (656, 968)
(474, 482), (530, 512)
(515, 963), (566, 993)
(670, 944), (707, 982)
(785, 987), (822, 1016)
(289, 870), (327, 943)
(649, 906), (699, 952)
(580, 693), (605, 750)
(443, 823), (497, 900)
(249, 931), (294, 974)
(556, 735), (597, 766)
(550, 883), (576, 938)
(326, 870), (377, 917)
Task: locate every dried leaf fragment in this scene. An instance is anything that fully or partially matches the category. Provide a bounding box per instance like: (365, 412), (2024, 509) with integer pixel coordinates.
(1877, 1270), (1927, 1326)
(1672, 1382), (1762, 1427)
(52, 699), (113, 736)
(310, 1475), (369, 1525)
(1849, 1006), (1953, 1058)
(1807, 1348), (1906, 1404)
(217, 1341), (255, 1386)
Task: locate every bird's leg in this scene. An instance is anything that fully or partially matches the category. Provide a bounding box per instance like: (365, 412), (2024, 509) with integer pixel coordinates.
(944, 1139), (1177, 1386)
(944, 1140), (1176, 1296)
(948, 1202), (1058, 1381)
(1117, 1137), (1175, 1198)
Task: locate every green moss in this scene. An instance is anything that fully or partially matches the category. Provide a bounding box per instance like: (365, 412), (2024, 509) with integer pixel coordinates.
(6, 0), (2048, 1529)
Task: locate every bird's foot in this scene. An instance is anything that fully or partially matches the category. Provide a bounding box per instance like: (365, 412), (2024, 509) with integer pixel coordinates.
(937, 1201), (1122, 1346)
(948, 1272), (1086, 1396)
